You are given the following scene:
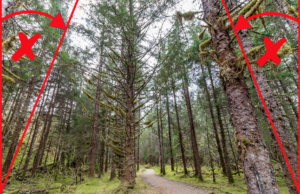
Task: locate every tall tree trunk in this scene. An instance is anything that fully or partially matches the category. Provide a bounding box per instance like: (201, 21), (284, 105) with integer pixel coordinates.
(89, 56), (103, 177)
(206, 117), (215, 183)
(136, 108), (140, 171)
(202, 0), (280, 192)
(171, 84), (188, 175)
(3, 76), (37, 173)
(99, 125), (106, 178)
(159, 98), (165, 175)
(200, 64), (227, 177)
(182, 73), (203, 180)
(166, 92), (174, 171)
(22, 82), (51, 177)
(236, 14), (299, 193)
(31, 78), (58, 177)
(105, 147), (109, 173)
(206, 64), (234, 182)
(157, 105), (163, 173)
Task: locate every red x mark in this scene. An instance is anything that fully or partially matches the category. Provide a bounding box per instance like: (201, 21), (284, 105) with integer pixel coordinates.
(257, 37), (287, 67)
(12, 32), (41, 62)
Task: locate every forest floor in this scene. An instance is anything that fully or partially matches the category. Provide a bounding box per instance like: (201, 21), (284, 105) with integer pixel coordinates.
(140, 169), (208, 194)
(150, 165), (290, 194)
(2, 164), (289, 193)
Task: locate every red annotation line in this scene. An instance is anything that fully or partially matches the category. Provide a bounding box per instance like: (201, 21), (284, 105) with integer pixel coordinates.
(2, 10), (54, 21)
(1, 0), (3, 187)
(298, 0), (300, 189)
(247, 12), (298, 23)
(1, 0), (79, 191)
(221, 0), (299, 190)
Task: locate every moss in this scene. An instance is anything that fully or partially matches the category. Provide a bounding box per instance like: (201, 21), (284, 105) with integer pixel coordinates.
(240, 0), (258, 17)
(2, 65), (22, 80)
(182, 11), (197, 21)
(199, 38), (212, 51)
(2, 74), (15, 85)
(175, 11), (183, 26)
(2, 35), (17, 52)
(11, 0), (23, 9)
(198, 29), (206, 41)
(209, 50), (216, 55)
(217, 17), (225, 30)
(242, 139), (249, 146)
(288, 5), (298, 19)
(244, 0), (264, 19)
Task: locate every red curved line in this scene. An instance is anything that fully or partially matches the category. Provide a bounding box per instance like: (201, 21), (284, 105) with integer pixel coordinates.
(247, 12), (299, 23)
(2, 10), (54, 21)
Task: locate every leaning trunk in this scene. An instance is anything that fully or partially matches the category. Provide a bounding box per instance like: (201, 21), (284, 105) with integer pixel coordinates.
(202, 0), (280, 192)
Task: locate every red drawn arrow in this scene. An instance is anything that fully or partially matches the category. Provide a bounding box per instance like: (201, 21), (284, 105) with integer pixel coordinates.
(49, 12), (66, 29)
(235, 15), (252, 31)
(2, 10), (66, 29)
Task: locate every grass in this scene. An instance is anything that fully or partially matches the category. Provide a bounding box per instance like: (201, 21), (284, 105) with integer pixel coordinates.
(3, 165), (158, 194)
(151, 165), (289, 194)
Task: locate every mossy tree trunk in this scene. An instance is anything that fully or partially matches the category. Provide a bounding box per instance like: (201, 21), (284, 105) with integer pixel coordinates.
(235, 13), (298, 193)
(202, 0), (280, 192)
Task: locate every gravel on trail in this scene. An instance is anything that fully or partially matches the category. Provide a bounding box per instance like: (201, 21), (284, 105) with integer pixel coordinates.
(140, 169), (209, 194)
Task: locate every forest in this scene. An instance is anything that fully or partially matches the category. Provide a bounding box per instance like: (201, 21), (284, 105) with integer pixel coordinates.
(1, 0), (299, 193)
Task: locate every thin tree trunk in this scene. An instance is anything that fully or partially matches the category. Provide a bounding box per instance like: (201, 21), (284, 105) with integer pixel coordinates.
(99, 125), (106, 178)
(22, 82), (51, 177)
(182, 72), (203, 180)
(171, 84), (188, 175)
(89, 56), (103, 177)
(206, 117), (215, 183)
(136, 108), (141, 171)
(166, 92), (174, 171)
(157, 105), (163, 174)
(3, 76), (37, 173)
(31, 78), (58, 177)
(200, 64), (227, 177)
(159, 98), (165, 175)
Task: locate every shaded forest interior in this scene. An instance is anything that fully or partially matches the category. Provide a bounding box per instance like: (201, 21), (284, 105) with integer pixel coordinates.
(1, 0), (300, 193)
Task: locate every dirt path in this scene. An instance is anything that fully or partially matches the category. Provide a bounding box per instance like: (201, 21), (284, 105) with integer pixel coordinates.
(140, 169), (209, 194)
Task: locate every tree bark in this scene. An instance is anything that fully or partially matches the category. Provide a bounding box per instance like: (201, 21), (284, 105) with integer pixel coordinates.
(159, 98), (166, 175)
(237, 18), (298, 193)
(200, 64), (227, 177)
(89, 57), (103, 177)
(166, 92), (174, 171)
(182, 72), (203, 180)
(202, 0), (280, 192)
(171, 85), (188, 175)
